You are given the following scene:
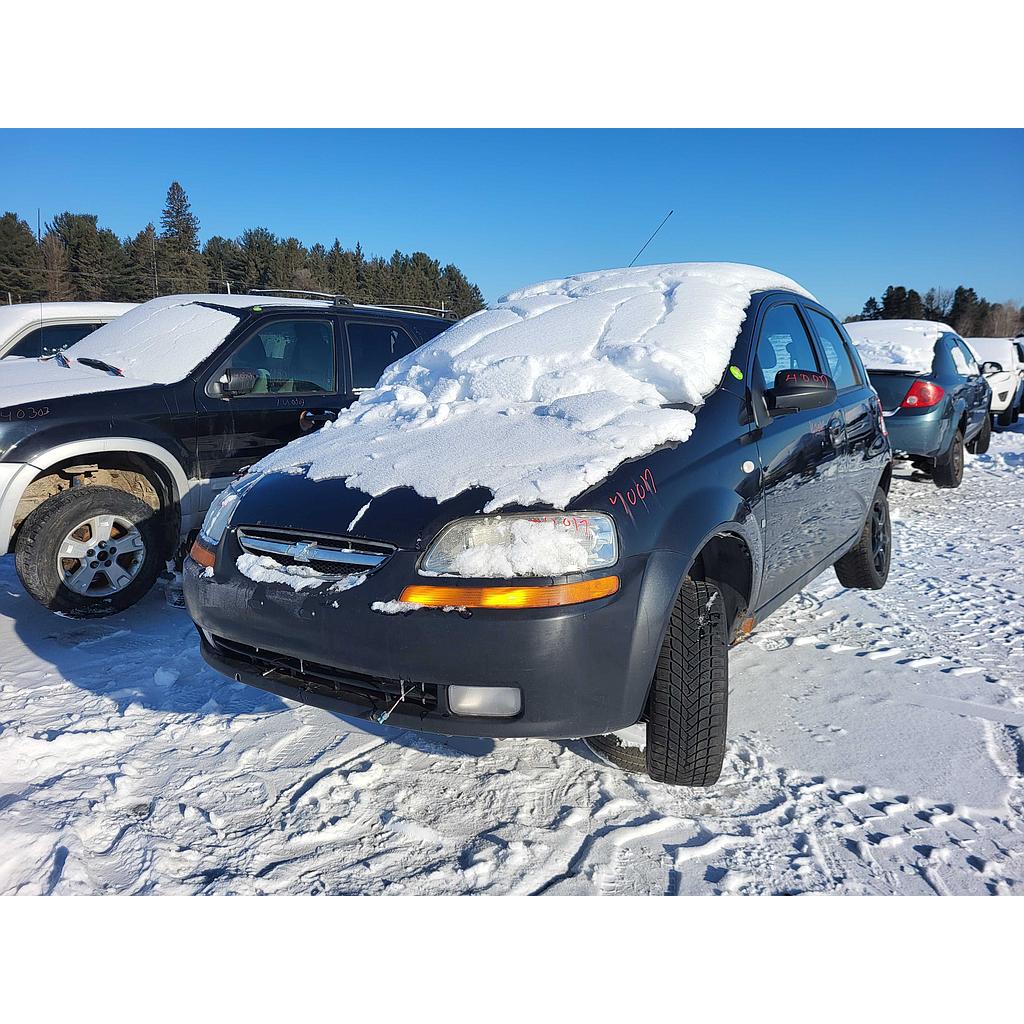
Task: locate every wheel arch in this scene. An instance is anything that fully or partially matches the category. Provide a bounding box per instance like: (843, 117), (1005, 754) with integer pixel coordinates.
(2, 437), (191, 555)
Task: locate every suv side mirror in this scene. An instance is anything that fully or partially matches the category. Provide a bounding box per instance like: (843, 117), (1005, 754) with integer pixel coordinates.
(217, 368), (258, 398)
(980, 360), (1003, 374)
(766, 369), (837, 413)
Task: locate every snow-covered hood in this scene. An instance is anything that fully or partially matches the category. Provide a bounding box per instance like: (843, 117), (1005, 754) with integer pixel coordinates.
(0, 356), (151, 410)
(253, 262), (814, 512)
(847, 319), (954, 373)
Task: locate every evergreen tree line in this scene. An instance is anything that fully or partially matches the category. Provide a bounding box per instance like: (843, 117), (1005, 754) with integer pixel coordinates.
(0, 182), (485, 318)
(847, 284), (1023, 338)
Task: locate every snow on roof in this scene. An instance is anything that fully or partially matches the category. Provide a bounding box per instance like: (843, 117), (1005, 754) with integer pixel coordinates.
(253, 262), (813, 512)
(0, 301), (135, 341)
(965, 337), (1020, 366)
(846, 319), (955, 373)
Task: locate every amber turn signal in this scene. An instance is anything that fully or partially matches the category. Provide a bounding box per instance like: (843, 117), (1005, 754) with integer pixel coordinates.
(189, 538), (216, 569)
(399, 576), (619, 609)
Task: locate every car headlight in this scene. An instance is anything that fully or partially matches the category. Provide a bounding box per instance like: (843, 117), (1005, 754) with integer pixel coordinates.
(198, 472), (263, 547)
(421, 512), (618, 578)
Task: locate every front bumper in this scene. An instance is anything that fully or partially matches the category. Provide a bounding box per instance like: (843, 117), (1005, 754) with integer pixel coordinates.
(184, 541), (677, 739)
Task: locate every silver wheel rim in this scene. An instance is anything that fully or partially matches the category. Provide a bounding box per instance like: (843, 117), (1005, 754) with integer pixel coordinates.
(56, 514), (146, 597)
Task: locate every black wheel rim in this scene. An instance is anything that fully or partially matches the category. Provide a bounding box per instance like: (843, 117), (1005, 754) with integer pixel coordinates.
(870, 499), (889, 574)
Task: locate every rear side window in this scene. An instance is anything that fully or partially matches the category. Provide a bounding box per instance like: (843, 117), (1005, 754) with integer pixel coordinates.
(950, 338), (978, 377)
(1016, 342), (1024, 366)
(807, 309), (860, 390)
(6, 322), (104, 359)
(755, 304), (819, 389)
(221, 319), (336, 394)
(346, 321), (418, 391)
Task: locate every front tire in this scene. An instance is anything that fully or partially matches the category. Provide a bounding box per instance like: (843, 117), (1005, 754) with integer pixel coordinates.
(834, 487), (891, 590)
(644, 579), (729, 787)
(933, 429), (964, 488)
(15, 486), (165, 618)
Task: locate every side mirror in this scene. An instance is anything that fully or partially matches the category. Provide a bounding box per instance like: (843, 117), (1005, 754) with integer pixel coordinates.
(766, 369), (837, 413)
(217, 368), (258, 398)
(981, 361), (1003, 374)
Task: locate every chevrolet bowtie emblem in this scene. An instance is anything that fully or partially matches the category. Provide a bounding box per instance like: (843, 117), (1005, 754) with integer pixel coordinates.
(287, 541), (317, 563)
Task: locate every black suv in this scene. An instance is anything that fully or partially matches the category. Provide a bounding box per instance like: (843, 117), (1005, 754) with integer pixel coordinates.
(184, 279), (893, 788)
(0, 292), (453, 617)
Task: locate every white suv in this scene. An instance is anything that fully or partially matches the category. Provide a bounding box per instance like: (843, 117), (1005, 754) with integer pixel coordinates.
(966, 337), (1024, 426)
(0, 302), (136, 360)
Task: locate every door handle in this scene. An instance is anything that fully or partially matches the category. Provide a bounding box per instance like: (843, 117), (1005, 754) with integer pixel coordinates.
(827, 416), (844, 442)
(299, 409), (338, 432)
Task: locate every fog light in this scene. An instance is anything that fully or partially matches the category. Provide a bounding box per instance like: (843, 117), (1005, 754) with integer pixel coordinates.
(448, 685), (522, 717)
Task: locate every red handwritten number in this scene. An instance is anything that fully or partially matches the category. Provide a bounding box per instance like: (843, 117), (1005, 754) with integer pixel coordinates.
(609, 467), (657, 519)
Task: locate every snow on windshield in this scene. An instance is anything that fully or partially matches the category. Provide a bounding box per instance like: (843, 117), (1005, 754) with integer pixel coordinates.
(68, 294), (327, 384)
(254, 263), (813, 511)
(846, 319), (953, 373)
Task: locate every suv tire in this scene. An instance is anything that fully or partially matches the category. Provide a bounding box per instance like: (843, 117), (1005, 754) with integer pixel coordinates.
(834, 487), (891, 590)
(933, 429), (964, 488)
(15, 486), (165, 618)
(644, 578), (729, 787)
(967, 414), (991, 455)
(997, 406), (1014, 427)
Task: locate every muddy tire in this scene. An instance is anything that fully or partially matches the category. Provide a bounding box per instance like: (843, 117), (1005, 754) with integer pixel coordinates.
(15, 486), (165, 618)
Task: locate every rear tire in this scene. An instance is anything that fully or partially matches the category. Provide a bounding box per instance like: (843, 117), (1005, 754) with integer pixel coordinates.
(933, 429), (964, 488)
(15, 486), (165, 618)
(967, 413), (991, 454)
(644, 579), (729, 787)
(997, 407), (1014, 427)
(834, 487), (891, 590)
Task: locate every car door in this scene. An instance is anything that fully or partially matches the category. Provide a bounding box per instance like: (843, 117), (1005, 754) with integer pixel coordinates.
(749, 299), (850, 602)
(950, 337), (988, 435)
(804, 304), (876, 538)
(192, 313), (350, 490)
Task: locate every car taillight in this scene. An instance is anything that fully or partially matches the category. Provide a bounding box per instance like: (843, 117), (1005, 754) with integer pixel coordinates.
(901, 380), (944, 409)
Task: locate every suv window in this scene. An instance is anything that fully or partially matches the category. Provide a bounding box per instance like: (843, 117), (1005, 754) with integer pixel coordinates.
(755, 304), (820, 389)
(6, 322), (105, 359)
(220, 319), (336, 395)
(808, 309), (860, 390)
(347, 321), (418, 391)
(1015, 342), (1024, 367)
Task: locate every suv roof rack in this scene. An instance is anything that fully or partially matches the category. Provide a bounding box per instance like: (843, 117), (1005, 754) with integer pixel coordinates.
(248, 290), (458, 320)
(249, 289), (354, 307)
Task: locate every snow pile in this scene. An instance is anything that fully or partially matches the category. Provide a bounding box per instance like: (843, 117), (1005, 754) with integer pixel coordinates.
(428, 518), (594, 577)
(236, 553), (365, 594)
(70, 294), (324, 385)
(254, 263), (812, 511)
(846, 320), (953, 373)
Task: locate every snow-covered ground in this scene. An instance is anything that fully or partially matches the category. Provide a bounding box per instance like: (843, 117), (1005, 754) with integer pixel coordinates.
(2, 427), (1023, 895)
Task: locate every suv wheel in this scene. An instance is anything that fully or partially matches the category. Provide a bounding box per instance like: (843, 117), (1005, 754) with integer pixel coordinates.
(967, 414), (991, 455)
(932, 429), (964, 488)
(834, 486), (891, 590)
(15, 486), (165, 618)
(997, 406), (1014, 427)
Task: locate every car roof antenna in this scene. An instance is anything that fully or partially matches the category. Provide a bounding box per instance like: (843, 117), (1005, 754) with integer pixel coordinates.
(627, 209), (673, 268)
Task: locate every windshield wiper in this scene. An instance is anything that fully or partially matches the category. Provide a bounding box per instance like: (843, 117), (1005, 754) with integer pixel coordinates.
(54, 351), (72, 368)
(77, 357), (125, 377)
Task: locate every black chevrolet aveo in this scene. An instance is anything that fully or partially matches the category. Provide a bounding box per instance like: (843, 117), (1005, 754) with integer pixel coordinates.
(185, 268), (893, 788)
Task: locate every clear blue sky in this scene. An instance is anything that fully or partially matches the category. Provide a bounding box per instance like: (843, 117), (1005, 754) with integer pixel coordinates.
(1, 129), (1020, 317)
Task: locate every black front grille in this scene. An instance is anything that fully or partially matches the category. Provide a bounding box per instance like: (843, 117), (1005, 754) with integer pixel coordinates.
(209, 634), (438, 712)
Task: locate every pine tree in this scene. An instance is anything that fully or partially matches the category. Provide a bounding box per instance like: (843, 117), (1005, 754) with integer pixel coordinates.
(49, 212), (108, 300)
(441, 264), (485, 317)
(202, 235), (245, 294)
(949, 286), (981, 335)
(159, 182), (207, 292)
(0, 212), (44, 300)
(124, 224), (160, 301)
(904, 288), (924, 320)
(239, 227), (279, 290)
(858, 296), (882, 320)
